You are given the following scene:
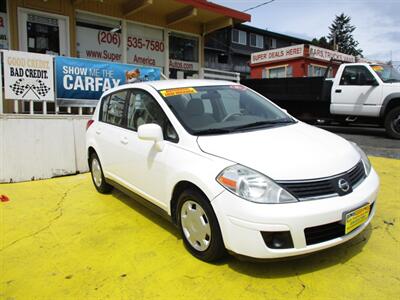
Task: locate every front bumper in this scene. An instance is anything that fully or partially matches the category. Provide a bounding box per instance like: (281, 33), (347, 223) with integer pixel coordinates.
(211, 168), (380, 259)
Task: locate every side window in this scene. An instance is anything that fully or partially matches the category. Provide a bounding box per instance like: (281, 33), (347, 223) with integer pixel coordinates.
(340, 66), (375, 85)
(127, 90), (178, 142)
(100, 95), (110, 122)
(105, 90), (128, 126)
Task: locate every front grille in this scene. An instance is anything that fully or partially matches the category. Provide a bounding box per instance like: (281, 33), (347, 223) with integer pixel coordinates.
(304, 202), (374, 245)
(277, 161), (366, 200)
(305, 222), (344, 245)
(348, 161), (366, 187)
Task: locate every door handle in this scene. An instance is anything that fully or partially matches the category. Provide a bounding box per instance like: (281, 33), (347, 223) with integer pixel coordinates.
(335, 89), (342, 93)
(95, 129), (101, 134)
(120, 137), (129, 145)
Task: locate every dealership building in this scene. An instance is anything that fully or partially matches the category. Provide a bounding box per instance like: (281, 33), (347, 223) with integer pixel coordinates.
(250, 44), (356, 79)
(0, 0), (249, 77)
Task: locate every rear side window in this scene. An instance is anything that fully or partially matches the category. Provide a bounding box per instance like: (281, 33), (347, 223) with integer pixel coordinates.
(101, 90), (128, 126)
(100, 95), (110, 121)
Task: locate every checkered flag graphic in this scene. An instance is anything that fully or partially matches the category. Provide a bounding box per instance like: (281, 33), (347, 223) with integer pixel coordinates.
(9, 78), (28, 96)
(33, 80), (51, 97)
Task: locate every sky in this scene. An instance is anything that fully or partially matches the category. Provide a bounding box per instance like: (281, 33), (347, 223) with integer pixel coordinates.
(213, 0), (400, 62)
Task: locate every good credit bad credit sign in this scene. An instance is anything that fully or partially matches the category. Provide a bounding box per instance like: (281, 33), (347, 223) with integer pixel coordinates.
(251, 45), (305, 64)
(55, 57), (161, 102)
(4, 50), (54, 101)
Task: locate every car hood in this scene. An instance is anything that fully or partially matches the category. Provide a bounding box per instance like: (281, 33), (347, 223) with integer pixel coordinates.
(197, 122), (360, 180)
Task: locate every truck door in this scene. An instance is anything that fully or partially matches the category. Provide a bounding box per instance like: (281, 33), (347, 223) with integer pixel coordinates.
(331, 65), (382, 117)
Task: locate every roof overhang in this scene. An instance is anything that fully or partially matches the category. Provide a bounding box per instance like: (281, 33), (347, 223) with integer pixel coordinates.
(74, 0), (251, 36)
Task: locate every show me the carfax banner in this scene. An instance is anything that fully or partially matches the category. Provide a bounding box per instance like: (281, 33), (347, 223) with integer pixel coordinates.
(3, 50), (54, 101)
(55, 56), (161, 103)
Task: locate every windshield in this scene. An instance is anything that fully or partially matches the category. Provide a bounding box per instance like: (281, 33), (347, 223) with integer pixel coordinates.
(371, 64), (400, 83)
(158, 85), (295, 135)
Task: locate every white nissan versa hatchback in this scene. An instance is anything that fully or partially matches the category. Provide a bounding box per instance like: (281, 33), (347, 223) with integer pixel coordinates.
(86, 79), (379, 262)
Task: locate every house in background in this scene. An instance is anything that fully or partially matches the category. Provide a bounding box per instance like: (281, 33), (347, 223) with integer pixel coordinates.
(205, 23), (310, 79)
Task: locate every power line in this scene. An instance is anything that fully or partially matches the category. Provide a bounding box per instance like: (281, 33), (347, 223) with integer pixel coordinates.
(243, 0), (276, 12)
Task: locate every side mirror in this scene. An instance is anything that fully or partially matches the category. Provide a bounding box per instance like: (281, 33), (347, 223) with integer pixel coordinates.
(138, 124), (164, 151)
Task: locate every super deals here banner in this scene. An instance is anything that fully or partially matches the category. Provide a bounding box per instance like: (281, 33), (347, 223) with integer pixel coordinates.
(55, 57), (161, 101)
(4, 50), (54, 101)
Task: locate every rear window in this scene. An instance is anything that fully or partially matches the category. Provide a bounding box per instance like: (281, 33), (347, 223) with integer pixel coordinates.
(100, 90), (128, 126)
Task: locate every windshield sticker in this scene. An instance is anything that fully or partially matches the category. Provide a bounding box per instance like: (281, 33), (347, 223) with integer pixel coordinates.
(230, 85), (247, 91)
(160, 88), (197, 97)
(372, 65), (384, 72)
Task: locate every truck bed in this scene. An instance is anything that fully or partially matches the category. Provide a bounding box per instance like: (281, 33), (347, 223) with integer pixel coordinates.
(241, 77), (333, 120)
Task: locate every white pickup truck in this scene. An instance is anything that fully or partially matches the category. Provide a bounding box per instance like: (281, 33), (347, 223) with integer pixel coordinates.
(242, 63), (400, 139)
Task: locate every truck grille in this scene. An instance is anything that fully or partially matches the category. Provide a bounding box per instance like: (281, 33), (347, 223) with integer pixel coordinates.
(277, 161), (366, 200)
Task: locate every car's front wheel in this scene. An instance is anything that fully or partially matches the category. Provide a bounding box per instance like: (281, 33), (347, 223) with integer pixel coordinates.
(177, 189), (226, 262)
(90, 152), (113, 194)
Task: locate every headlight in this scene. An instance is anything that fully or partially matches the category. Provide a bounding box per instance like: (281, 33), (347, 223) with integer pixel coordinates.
(351, 142), (371, 175)
(216, 165), (297, 204)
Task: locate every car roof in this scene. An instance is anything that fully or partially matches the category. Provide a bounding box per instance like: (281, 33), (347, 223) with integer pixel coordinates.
(101, 79), (239, 98)
(148, 79), (237, 90)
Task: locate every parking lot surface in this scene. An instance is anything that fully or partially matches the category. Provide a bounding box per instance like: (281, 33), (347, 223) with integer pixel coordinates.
(1, 157), (399, 300)
(318, 125), (400, 159)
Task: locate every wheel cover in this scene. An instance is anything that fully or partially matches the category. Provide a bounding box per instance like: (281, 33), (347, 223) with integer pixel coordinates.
(180, 200), (211, 252)
(392, 113), (400, 133)
(91, 158), (102, 187)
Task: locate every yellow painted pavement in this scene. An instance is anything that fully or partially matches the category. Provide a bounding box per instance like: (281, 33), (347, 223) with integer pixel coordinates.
(0, 157), (399, 300)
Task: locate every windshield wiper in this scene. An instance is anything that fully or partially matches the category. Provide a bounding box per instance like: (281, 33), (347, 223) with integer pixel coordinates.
(232, 119), (294, 131)
(194, 128), (234, 136)
(385, 79), (400, 83)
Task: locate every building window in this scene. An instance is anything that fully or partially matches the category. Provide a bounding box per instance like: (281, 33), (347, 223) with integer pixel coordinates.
(18, 9), (69, 56)
(269, 38), (277, 49)
(308, 64), (331, 77)
(76, 12), (122, 62)
(265, 65), (292, 78)
(169, 32), (199, 79)
(250, 33), (263, 48)
(169, 32), (198, 62)
(232, 29), (246, 45)
(0, 0), (9, 49)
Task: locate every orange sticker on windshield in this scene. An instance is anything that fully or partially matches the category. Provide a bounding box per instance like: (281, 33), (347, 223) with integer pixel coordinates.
(372, 65), (384, 72)
(160, 88), (197, 97)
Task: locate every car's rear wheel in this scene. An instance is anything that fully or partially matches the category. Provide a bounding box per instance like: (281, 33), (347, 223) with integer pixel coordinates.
(384, 106), (400, 139)
(177, 189), (226, 262)
(90, 153), (112, 194)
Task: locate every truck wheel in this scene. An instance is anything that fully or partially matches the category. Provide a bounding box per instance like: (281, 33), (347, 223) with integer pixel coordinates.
(384, 107), (400, 139)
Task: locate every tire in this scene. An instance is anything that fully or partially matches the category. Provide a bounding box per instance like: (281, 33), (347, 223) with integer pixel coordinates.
(384, 106), (400, 139)
(177, 189), (226, 262)
(89, 152), (113, 194)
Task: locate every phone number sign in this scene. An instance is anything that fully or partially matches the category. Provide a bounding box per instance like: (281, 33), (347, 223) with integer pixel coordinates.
(127, 22), (165, 68)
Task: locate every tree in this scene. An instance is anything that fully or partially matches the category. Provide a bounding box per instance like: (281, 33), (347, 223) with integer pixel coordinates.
(327, 13), (363, 56)
(311, 37), (331, 50)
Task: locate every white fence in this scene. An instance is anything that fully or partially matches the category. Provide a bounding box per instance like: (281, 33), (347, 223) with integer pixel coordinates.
(0, 114), (90, 183)
(0, 50), (240, 183)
